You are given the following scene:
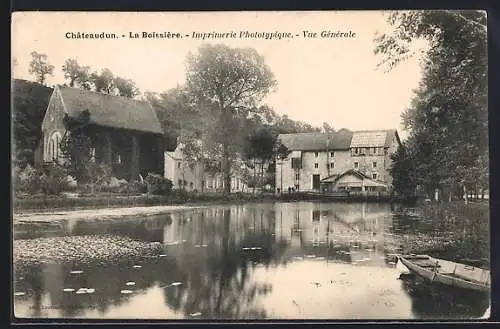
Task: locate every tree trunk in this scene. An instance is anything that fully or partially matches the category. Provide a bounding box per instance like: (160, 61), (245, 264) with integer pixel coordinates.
(253, 159), (256, 194)
(280, 161), (283, 195)
(222, 143), (231, 196)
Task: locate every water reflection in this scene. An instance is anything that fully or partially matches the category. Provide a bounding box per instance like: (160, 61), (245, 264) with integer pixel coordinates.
(13, 202), (490, 319)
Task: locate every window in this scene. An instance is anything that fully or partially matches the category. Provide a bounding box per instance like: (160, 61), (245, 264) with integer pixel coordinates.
(330, 162), (335, 168)
(330, 151), (335, 157)
(354, 148), (359, 154)
(372, 161), (377, 168)
(48, 131), (62, 161)
(314, 163), (319, 168)
(116, 153), (121, 164)
(315, 152), (319, 157)
(295, 173), (300, 181)
(177, 162), (181, 169)
(354, 162), (359, 169)
(372, 173), (378, 180)
(373, 147), (376, 154)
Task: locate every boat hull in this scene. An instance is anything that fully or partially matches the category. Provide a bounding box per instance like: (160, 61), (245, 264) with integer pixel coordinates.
(398, 255), (490, 293)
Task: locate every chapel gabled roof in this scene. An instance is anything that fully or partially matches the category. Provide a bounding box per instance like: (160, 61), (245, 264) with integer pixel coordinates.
(57, 86), (164, 135)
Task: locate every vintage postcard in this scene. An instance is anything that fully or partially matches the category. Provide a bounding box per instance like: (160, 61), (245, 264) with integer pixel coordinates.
(11, 11), (490, 320)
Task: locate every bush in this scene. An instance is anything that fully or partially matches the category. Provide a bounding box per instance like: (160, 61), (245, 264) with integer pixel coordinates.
(40, 165), (70, 195)
(144, 173), (173, 195)
(14, 164), (42, 195)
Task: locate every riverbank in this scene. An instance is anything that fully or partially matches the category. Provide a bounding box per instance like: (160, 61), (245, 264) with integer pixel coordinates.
(13, 191), (413, 213)
(12, 192), (276, 213)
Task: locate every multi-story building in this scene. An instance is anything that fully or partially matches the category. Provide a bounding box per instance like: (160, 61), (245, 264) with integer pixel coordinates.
(164, 143), (249, 193)
(275, 130), (401, 193)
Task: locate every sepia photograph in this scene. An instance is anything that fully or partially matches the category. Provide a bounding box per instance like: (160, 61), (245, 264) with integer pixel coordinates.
(11, 10), (489, 320)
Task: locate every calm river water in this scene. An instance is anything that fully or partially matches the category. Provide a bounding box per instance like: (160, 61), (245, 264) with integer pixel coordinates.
(13, 202), (490, 320)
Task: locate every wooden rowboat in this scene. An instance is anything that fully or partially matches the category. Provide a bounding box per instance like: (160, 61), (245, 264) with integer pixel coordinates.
(397, 254), (490, 292)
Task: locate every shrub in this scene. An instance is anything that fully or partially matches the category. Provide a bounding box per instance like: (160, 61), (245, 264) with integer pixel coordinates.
(144, 173), (173, 195)
(14, 164), (43, 195)
(40, 165), (70, 195)
(124, 181), (148, 194)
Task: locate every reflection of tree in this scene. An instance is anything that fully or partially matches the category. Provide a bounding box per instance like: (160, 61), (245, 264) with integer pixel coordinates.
(161, 207), (284, 319)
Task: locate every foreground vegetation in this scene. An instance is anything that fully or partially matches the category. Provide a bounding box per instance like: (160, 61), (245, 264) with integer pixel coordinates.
(376, 11), (488, 199)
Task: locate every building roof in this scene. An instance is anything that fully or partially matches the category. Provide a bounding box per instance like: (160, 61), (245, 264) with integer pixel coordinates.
(277, 131), (353, 151)
(322, 169), (388, 187)
(350, 130), (398, 148)
(57, 86), (164, 135)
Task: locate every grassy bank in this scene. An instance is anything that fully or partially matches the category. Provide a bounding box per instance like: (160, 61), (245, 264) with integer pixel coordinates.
(397, 200), (490, 268)
(13, 192), (281, 213)
(13, 191), (413, 212)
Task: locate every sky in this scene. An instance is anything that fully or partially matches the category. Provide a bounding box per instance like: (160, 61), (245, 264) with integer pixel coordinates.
(12, 11), (428, 140)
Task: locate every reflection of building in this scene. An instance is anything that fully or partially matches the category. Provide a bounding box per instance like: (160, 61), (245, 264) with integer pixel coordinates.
(275, 130), (401, 192)
(274, 203), (392, 259)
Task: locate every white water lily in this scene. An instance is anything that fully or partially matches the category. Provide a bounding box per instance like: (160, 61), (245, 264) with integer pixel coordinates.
(126, 281), (136, 286)
(75, 288), (95, 294)
(120, 289), (133, 294)
(169, 282), (182, 287)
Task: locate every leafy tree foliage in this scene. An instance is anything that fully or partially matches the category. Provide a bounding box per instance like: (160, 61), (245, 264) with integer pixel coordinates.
(62, 59), (92, 89)
(114, 77), (139, 98)
(11, 79), (53, 167)
(59, 111), (111, 192)
(375, 10), (488, 199)
(185, 44), (277, 194)
(91, 68), (116, 94)
(28, 51), (54, 85)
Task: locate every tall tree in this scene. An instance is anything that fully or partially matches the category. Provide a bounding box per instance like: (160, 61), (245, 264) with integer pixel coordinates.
(61, 58), (92, 89)
(375, 10), (487, 199)
(91, 68), (116, 94)
(245, 127), (277, 189)
(28, 51), (54, 85)
(185, 44), (277, 194)
(322, 122), (335, 133)
(114, 77), (140, 98)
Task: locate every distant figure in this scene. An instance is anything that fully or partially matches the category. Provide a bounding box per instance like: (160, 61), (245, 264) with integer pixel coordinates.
(288, 186), (292, 194)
